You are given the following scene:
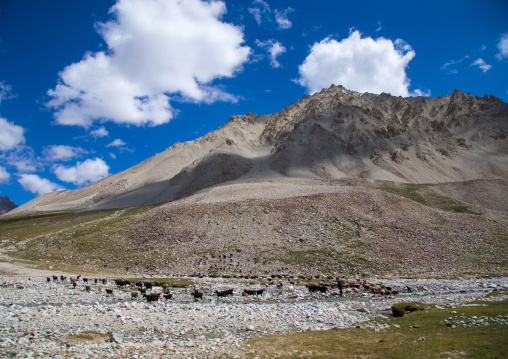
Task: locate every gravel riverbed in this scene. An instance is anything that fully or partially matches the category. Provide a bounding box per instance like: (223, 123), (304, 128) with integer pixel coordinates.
(1, 275), (507, 358)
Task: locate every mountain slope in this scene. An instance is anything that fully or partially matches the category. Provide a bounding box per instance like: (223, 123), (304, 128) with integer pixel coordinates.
(11, 85), (508, 213)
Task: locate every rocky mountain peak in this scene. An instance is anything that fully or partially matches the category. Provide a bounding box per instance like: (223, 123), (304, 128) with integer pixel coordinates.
(9, 86), (508, 213)
(0, 196), (18, 215)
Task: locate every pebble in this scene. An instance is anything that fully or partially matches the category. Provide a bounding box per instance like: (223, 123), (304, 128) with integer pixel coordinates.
(0, 275), (506, 358)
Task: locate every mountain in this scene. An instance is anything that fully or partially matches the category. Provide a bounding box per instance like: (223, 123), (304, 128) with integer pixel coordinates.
(10, 85), (508, 214)
(0, 196), (18, 215)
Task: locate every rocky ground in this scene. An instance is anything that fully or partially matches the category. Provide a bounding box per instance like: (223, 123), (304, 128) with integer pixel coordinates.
(1, 274), (507, 358)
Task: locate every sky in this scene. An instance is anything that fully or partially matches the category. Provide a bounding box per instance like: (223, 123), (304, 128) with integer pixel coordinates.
(0, 0), (507, 206)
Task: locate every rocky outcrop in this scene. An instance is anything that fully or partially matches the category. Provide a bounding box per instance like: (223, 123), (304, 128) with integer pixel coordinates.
(0, 196), (18, 215)
(10, 85), (508, 213)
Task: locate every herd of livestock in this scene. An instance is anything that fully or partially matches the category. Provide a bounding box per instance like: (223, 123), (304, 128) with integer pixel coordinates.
(45, 274), (403, 303)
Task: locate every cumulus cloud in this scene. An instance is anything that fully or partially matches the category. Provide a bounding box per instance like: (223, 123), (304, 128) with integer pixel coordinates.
(90, 126), (109, 138)
(43, 145), (88, 162)
(496, 33), (508, 59)
(297, 31), (417, 96)
(255, 39), (286, 68)
(53, 158), (110, 186)
(18, 174), (64, 196)
(471, 58), (492, 72)
(0, 166), (9, 183)
(46, 0), (250, 128)
(0, 117), (25, 151)
(248, 0), (292, 30)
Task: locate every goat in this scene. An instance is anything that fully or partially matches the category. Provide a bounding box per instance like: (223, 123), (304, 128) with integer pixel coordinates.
(114, 279), (131, 287)
(131, 292), (139, 299)
(163, 293), (173, 300)
(47, 277), (51, 283)
(242, 289), (264, 296)
(191, 290), (203, 300)
(60, 276), (67, 282)
(85, 285), (91, 293)
(106, 289), (114, 297)
(143, 293), (160, 302)
(144, 282), (153, 290)
(215, 288), (234, 297)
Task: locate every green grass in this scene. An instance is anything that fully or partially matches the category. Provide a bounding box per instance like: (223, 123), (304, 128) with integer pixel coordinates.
(359, 180), (481, 215)
(60, 330), (109, 343)
(1, 206), (155, 271)
(0, 209), (118, 244)
(239, 299), (508, 358)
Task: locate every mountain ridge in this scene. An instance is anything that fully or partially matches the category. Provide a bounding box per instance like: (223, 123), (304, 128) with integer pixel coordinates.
(9, 85), (508, 214)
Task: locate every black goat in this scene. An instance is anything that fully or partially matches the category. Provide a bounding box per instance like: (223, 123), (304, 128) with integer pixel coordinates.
(191, 290), (204, 300)
(143, 293), (160, 302)
(215, 288), (234, 297)
(242, 289), (265, 296)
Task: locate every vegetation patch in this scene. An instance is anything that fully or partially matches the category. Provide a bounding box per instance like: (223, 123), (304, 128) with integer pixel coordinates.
(60, 331), (109, 343)
(240, 299), (508, 358)
(360, 180), (480, 215)
(391, 302), (435, 317)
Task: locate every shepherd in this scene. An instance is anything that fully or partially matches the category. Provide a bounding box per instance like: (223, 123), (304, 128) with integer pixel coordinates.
(337, 277), (344, 297)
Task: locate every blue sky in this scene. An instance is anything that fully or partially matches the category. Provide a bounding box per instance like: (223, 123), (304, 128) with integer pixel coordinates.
(0, 0), (507, 206)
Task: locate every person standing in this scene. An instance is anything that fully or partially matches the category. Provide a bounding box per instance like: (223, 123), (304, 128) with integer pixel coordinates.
(337, 277), (344, 297)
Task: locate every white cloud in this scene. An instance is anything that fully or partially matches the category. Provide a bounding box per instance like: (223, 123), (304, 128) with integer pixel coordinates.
(274, 8), (293, 29)
(248, 0), (292, 30)
(256, 39), (286, 68)
(471, 58), (492, 73)
(297, 31), (417, 97)
(90, 126), (109, 138)
(496, 33), (508, 59)
(54, 158), (110, 186)
(0, 166), (9, 183)
(0, 81), (16, 104)
(46, 0), (250, 128)
(0, 117), (25, 151)
(18, 174), (64, 196)
(43, 145), (88, 162)
(1, 146), (38, 173)
(106, 139), (126, 147)
(248, 0), (269, 25)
